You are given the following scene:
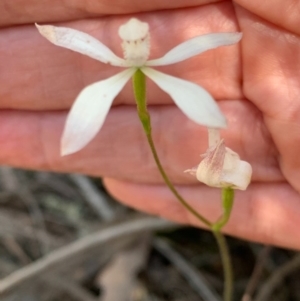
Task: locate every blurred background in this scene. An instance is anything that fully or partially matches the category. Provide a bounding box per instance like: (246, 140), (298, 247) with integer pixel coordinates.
(0, 166), (299, 301)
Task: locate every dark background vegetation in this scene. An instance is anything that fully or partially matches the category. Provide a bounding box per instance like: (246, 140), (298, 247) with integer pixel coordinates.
(0, 167), (299, 301)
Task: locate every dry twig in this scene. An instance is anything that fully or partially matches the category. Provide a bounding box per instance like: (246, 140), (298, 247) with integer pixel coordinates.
(46, 276), (99, 301)
(98, 236), (151, 301)
(2, 236), (31, 266)
(0, 215), (174, 296)
(0, 209), (63, 248)
(242, 246), (272, 301)
(154, 238), (222, 301)
(70, 174), (114, 221)
(255, 253), (300, 301)
(0, 167), (49, 254)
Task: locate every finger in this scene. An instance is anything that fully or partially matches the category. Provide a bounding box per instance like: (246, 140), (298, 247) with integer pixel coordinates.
(1, 0), (220, 27)
(0, 100), (282, 183)
(104, 178), (300, 250)
(0, 3), (242, 110)
(236, 7), (300, 193)
(235, 0), (300, 35)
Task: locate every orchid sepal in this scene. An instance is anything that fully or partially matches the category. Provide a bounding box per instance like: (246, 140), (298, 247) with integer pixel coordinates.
(146, 32), (242, 66)
(61, 68), (136, 156)
(141, 67), (227, 128)
(35, 24), (127, 67)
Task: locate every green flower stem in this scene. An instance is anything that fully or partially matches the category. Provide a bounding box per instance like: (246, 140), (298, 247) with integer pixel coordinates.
(212, 188), (234, 232)
(213, 230), (233, 301)
(132, 69), (211, 227)
(212, 188), (234, 301)
(132, 69), (234, 301)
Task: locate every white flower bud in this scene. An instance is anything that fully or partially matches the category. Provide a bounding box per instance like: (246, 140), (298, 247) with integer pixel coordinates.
(185, 129), (252, 190)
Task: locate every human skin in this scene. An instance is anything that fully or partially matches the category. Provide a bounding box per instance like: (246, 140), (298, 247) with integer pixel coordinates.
(1, 0), (300, 249)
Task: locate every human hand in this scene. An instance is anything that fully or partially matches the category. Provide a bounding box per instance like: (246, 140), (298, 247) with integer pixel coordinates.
(1, 0), (300, 249)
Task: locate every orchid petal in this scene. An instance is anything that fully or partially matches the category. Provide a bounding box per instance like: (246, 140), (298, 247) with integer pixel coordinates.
(146, 33), (242, 66)
(221, 148), (252, 190)
(36, 24), (127, 66)
(194, 144), (252, 190)
(221, 160), (252, 191)
(61, 68), (135, 156)
(141, 67), (226, 128)
(196, 139), (226, 187)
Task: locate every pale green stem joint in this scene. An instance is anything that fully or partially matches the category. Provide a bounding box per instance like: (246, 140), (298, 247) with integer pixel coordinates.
(212, 187), (235, 232)
(132, 69), (151, 134)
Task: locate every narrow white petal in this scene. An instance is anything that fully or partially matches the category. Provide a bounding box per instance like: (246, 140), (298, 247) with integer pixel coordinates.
(141, 67), (226, 128)
(36, 24), (127, 66)
(61, 68), (135, 156)
(146, 33), (242, 66)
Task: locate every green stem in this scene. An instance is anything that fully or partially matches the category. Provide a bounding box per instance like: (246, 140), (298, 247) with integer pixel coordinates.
(212, 188), (234, 232)
(213, 231), (233, 301)
(212, 188), (235, 301)
(145, 132), (212, 226)
(132, 69), (233, 300)
(132, 69), (211, 227)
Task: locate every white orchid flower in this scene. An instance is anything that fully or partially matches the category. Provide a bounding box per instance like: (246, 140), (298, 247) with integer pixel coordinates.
(185, 128), (252, 190)
(36, 18), (242, 156)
